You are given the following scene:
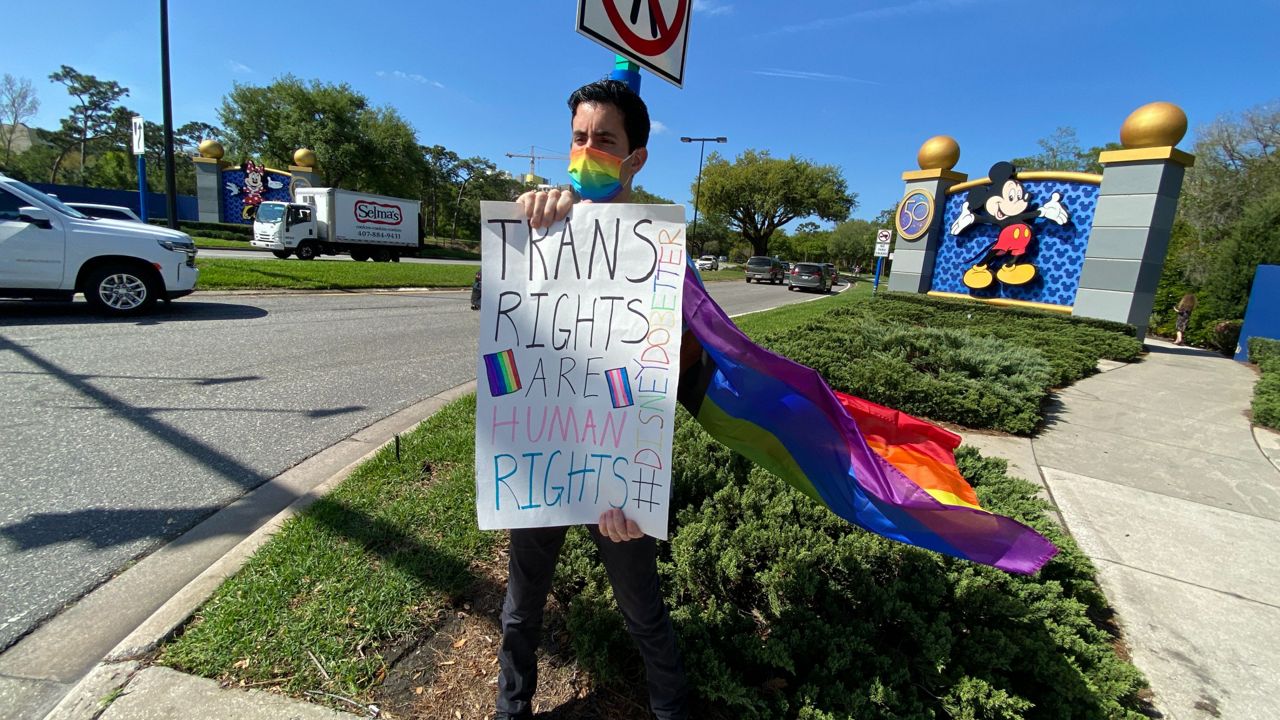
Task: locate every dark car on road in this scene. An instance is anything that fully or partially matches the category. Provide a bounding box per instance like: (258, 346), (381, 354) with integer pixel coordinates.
(745, 256), (784, 284)
(788, 262), (831, 293)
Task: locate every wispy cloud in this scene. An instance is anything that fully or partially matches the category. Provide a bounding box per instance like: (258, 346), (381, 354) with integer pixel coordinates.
(651, 120), (669, 134)
(759, 0), (980, 37)
(751, 68), (882, 86)
(227, 60), (254, 74)
(694, 0), (733, 16)
(377, 70), (445, 89)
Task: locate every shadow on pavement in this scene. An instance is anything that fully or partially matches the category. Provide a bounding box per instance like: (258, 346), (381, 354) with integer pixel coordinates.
(0, 299), (268, 327)
(0, 506), (224, 551)
(1143, 343), (1228, 359)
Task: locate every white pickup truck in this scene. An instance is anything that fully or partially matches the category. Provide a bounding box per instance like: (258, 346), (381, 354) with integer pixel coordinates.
(0, 174), (198, 315)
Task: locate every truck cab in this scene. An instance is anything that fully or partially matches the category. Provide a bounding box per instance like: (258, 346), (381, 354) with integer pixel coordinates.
(0, 173), (198, 315)
(252, 201), (318, 259)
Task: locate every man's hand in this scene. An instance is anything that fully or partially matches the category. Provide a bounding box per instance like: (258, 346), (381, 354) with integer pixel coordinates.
(598, 508), (643, 543)
(516, 187), (577, 230)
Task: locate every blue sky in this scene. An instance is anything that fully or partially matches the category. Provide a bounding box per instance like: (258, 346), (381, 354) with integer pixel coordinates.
(6, 0), (1279, 221)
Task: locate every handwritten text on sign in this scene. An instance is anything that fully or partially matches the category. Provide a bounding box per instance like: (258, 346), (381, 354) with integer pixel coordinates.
(475, 202), (687, 539)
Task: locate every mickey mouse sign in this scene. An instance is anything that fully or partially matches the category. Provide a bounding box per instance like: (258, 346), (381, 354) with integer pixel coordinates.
(949, 161), (1070, 289)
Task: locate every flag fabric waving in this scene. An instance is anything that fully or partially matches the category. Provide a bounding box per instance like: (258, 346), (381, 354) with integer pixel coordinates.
(676, 270), (1057, 574)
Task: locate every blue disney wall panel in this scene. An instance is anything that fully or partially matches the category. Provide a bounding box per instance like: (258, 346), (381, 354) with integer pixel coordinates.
(220, 160), (292, 223)
(932, 164), (1099, 308)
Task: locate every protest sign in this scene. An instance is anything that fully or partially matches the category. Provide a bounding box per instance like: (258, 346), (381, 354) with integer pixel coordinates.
(475, 201), (687, 539)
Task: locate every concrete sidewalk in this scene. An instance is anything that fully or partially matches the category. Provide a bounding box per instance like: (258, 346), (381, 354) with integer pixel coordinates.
(969, 338), (1279, 720)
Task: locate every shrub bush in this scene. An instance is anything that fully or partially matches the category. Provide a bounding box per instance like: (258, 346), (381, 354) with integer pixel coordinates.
(739, 294), (1141, 434)
(761, 317), (1052, 434)
(1248, 337), (1280, 366)
(1208, 319), (1243, 357)
(1253, 370), (1280, 431)
(151, 218), (254, 239)
(554, 416), (1148, 719)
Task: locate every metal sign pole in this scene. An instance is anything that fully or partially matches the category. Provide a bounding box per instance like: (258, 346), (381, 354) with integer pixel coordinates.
(132, 116), (147, 221)
(873, 257), (883, 295)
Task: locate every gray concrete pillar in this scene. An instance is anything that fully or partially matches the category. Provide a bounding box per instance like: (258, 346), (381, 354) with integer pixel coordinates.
(192, 157), (223, 224)
(1073, 103), (1194, 340)
(888, 136), (967, 294)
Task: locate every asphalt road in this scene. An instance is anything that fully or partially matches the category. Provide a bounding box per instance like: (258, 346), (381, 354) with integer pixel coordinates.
(198, 248), (480, 265)
(0, 279), (829, 651)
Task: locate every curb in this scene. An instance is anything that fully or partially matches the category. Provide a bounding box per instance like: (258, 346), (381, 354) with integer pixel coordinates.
(41, 380), (478, 720)
(194, 287), (472, 297)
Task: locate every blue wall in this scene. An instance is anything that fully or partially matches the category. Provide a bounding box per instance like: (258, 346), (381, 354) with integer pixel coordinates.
(28, 183), (198, 222)
(932, 179), (1099, 308)
(1236, 264), (1280, 361)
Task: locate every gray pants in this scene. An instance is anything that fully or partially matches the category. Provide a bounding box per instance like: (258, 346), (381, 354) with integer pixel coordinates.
(495, 525), (689, 719)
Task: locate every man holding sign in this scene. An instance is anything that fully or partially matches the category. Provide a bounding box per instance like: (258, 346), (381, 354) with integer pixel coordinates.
(482, 79), (691, 720)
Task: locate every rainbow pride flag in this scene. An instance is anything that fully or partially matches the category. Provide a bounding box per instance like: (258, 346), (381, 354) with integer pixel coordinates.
(484, 349), (522, 397)
(678, 271), (1057, 574)
(606, 366), (634, 408)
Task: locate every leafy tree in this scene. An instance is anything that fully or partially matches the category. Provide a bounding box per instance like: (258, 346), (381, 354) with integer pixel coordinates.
(1011, 126), (1121, 174)
(48, 65), (129, 183)
(696, 149), (855, 257)
(829, 218), (878, 269)
(0, 74), (40, 168)
(1193, 189), (1280, 342)
(630, 184), (673, 204)
(219, 75), (425, 198)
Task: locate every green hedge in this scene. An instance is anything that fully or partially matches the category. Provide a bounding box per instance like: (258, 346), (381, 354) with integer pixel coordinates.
(764, 318), (1052, 434)
(553, 415), (1148, 719)
(1248, 337), (1280, 366)
(1250, 338), (1280, 430)
(886, 292), (1138, 337)
(746, 295), (1142, 434)
(151, 219), (254, 241)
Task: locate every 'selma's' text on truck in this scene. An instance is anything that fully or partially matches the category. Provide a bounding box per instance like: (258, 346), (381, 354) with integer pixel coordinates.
(252, 188), (422, 262)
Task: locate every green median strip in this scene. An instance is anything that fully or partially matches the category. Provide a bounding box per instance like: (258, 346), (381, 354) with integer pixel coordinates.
(194, 258), (477, 290)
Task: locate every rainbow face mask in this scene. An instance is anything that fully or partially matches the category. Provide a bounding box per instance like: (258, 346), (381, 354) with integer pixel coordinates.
(568, 147), (633, 202)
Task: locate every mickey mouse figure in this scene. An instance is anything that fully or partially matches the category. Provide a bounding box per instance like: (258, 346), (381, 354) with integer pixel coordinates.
(949, 161), (1070, 289)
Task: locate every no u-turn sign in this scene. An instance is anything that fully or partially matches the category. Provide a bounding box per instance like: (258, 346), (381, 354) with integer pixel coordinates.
(577, 0), (691, 87)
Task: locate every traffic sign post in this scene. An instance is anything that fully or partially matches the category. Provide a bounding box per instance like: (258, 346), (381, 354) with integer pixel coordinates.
(132, 116), (147, 222)
(577, 0), (691, 87)
(873, 228), (892, 295)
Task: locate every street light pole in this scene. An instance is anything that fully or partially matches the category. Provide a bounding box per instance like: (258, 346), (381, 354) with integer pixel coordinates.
(159, 0), (178, 228)
(680, 135), (727, 254)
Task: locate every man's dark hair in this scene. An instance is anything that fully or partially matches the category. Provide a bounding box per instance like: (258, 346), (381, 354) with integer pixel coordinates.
(568, 79), (650, 152)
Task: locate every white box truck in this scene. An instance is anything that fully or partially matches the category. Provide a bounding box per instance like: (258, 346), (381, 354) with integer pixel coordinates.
(0, 173), (198, 316)
(251, 188), (421, 262)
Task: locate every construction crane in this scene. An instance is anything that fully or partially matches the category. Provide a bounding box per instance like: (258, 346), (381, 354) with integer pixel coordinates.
(505, 145), (566, 185)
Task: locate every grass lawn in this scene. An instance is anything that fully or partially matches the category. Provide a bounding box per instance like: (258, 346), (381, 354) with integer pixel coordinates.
(193, 236), (257, 250)
(697, 267), (745, 282)
(159, 285), (1147, 718)
(195, 258), (476, 290)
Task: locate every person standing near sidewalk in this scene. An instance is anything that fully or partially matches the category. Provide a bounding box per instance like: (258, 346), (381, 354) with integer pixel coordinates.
(495, 79), (690, 720)
(1175, 293), (1196, 345)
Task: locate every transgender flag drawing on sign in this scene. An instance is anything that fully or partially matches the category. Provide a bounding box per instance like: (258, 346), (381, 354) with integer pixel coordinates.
(606, 367), (634, 408)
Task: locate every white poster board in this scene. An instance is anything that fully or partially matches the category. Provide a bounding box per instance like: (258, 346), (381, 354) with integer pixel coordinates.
(476, 202), (687, 539)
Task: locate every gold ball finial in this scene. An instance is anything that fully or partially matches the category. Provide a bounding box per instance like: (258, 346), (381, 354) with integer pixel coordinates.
(293, 148), (316, 168)
(917, 135), (960, 171)
(1120, 102), (1187, 149)
(197, 139), (224, 159)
